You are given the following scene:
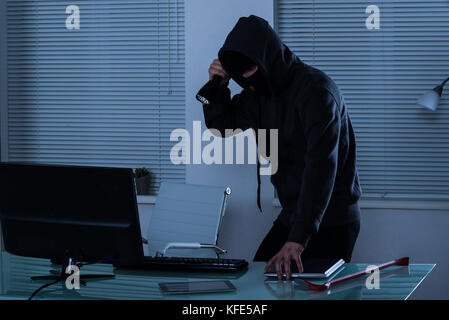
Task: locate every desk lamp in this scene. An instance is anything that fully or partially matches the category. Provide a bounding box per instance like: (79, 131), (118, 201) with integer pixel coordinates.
(417, 77), (449, 111)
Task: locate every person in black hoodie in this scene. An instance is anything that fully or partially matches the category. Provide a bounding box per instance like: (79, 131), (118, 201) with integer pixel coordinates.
(201, 15), (362, 279)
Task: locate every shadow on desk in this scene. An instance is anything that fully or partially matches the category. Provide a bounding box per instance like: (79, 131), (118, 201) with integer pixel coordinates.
(113, 267), (248, 280)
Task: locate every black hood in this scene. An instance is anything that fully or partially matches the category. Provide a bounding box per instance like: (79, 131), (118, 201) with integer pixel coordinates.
(218, 15), (297, 95)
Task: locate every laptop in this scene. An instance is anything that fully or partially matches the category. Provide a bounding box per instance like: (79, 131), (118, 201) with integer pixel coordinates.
(264, 258), (345, 279)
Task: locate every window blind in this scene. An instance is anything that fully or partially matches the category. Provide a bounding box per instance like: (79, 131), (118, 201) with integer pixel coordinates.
(5, 0), (185, 194)
(277, 0), (449, 200)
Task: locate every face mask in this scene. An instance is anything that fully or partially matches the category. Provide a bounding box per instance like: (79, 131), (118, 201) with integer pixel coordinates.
(244, 69), (271, 95)
(220, 51), (271, 95)
(231, 73), (253, 90)
(220, 52), (254, 86)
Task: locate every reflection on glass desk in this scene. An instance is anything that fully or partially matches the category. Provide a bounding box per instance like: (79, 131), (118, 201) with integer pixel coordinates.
(0, 252), (435, 300)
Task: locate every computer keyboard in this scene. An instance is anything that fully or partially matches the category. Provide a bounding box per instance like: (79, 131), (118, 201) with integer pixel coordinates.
(119, 256), (248, 272)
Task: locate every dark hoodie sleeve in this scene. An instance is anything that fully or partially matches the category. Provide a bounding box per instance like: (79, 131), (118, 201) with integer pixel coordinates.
(202, 85), (258, 136)
(288, 88), (341, 248)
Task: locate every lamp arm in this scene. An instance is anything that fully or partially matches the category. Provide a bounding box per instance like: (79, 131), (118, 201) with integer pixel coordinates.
(442, 77), (449, 87)
(433, 77), (449, 96)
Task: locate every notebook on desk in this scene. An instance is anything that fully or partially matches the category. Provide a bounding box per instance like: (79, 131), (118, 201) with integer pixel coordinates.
(146, 182), (230, 259)
(264, 258), (345, 279)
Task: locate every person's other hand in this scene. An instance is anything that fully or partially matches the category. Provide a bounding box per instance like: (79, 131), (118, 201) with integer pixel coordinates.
(264, 242), (304, 280)
(208, 59), (230, 86)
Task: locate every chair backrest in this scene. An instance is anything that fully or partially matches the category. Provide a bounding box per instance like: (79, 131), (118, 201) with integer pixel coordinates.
(147, 182), (229, 258)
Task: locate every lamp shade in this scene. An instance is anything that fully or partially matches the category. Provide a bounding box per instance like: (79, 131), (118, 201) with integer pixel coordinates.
(417, 89), (441, 111)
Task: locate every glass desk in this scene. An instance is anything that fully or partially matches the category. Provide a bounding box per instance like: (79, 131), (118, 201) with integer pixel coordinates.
(0, 252), (434, 300)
